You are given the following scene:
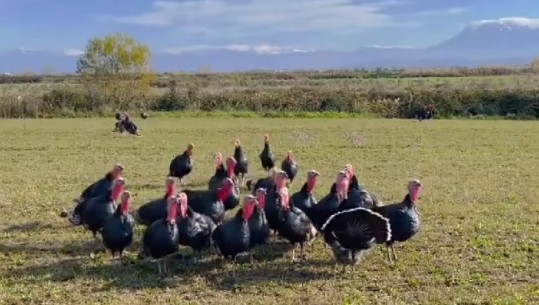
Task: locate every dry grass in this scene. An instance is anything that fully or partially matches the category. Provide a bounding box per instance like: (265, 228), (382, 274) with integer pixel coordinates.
(0, 117), (538, 305)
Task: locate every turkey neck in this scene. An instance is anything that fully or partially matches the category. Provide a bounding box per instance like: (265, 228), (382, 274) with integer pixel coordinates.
(226, 166), (235, 178)
(165, 184), (175, 198)
(234, 146), (243, 158)
(306, 179), (316, 194)
(217, 187), (230, 202)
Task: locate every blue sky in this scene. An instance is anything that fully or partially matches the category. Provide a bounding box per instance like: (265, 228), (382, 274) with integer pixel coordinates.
(2, 0), (539, 55)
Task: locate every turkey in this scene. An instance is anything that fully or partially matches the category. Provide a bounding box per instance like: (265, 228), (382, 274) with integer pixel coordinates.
(280, 150), (298, 183)
(233, 139), (249, 185)
(290, 170), (320, 214)
(175, 192), (216, 263)
(66, 163), (124, 224)
(122, 119), (141, 136)
(331, 164), (379, 210)
(246, 168), (276, 195)
(82, 178), (125, 247)
(132, 177), (176, 226)
(320, 203), (391, 272)
(183, 177), (235, 224)
(372, 179), (423, 263)
(275, 188), (317, 262)
(139, 195), (180, 276)
(168, 143), (194, 185)
(140, 112), (149, 119)
(101, 191), (136, 260)
(114, 113), (140, 136)
(263, 170), (289, 242)
(306, 170), (349, 231)
(79, 163), (124, 202)
(208, 155), (240, 211)
(245, 188), (271, 248)
(211, 195), (257, 261)
(259, 134), (275, 174)
(208, 153), (226, 190)
(112, 112), (127, 132)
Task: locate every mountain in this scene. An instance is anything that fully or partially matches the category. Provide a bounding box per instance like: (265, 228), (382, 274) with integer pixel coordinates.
(2, 17), (539, 73)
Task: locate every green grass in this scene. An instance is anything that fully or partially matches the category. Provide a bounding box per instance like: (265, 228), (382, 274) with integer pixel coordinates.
(0, 117), (538, 305)
(2, 74), (539, 99)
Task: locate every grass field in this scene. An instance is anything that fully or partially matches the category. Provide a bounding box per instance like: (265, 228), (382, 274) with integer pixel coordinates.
(3, 74), (539, 99)
(1, 117), (538, 305)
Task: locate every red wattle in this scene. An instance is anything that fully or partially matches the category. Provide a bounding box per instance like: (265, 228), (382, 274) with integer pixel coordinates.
(167, 203), (178, 222)
(120, 201), (129, 214)
(242, 204), (254, 220)
(410, 188), (420, 203)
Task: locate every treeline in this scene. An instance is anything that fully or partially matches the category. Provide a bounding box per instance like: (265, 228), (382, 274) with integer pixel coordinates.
(0, 66), (534, 85)
(1, 84), (538, 119)
(0, 75), (43, 84)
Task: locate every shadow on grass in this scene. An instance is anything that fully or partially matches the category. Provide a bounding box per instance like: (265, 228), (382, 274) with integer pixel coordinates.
(2, 221), (56, 233)
(0, 240), (103, 256)
(7, 239), (334, 292)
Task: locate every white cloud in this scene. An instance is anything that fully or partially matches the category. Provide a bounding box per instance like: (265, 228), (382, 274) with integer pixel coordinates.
(63, 49), (84, 56)
(471, 17), (539, 29)
(114, 0), (403, 32)
(164, 44), (315, 55)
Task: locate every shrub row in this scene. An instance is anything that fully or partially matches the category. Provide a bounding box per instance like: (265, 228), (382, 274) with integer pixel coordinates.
(1, 86), (538, 119)
(0, 75), (43, 84)
(2, 66), (532, 85)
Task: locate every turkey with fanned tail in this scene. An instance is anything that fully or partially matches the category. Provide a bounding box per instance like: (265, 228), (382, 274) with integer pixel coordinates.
(320, 196), (392, 272)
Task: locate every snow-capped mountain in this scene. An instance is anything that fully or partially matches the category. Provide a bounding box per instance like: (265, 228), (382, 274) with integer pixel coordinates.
(2, 17), (539, 73)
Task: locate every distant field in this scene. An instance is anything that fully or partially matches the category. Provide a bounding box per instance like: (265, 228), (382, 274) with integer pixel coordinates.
(2, 74), (539, 99)
(0, 117), (538, 304)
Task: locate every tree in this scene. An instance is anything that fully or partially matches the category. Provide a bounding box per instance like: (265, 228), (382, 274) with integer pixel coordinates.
(76, 33), (155, 110)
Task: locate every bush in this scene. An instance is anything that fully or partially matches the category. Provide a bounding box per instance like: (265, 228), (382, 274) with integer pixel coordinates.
(2, 69), (539, 119)
(0, 75), (43, 84)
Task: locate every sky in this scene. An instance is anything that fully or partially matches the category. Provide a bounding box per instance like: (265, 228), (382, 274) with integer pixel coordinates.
(2, 0), (539, 55)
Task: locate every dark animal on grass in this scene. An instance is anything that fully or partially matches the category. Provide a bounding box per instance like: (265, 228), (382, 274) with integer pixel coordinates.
(321, 192), (391, 271)
(334, 164), (379, 211)
(101, 191), (136, 260)
(416, 105), (434, 121)
(262, 170), (289, 242)
(241, 188), (271, 248)
(211, 195), (257, 261)
(113, 112), (140, 135)
(175, 192), (216, 263)
(66, 163), (124, 224)
(139, 195), (180, 276)
(82, 178), (125, 251)
(306, 170), (348, 231)
(290, 170), (320, 214)
(281, 150), (298, 183)
(259, 134), (275, 175)
(132, 177), (176, 226)
(274, 188), (317, 262)
(168, 143), (194, 185)
(208, 155), (240, 211)
(372, 179), (423, 263)
(183, 177), (235, 224)
(233, 139), (249, 185)
(246, 168), (276, 195)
